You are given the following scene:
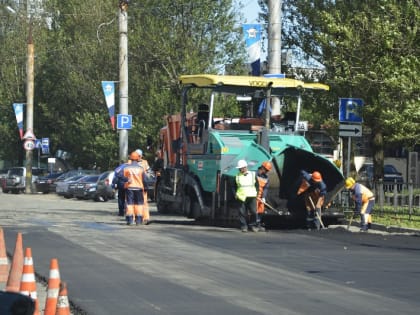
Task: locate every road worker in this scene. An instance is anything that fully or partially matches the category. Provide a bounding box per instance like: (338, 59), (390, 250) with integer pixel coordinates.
(136, 149), (151, 224)
(235, 159), (259, 232)
(256, 161), (272, 232)
(112, 159), (130, 216)
(297, 170), (327, 230)
(345, 177), (374, 231)
(123, 151), (148, 225)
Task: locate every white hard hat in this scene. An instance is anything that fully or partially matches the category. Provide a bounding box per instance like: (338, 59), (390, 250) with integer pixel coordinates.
(135, 149), (143, 156)
(236, 159), (248, 169)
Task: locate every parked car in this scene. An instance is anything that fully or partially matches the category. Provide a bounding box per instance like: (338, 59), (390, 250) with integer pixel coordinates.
(35, 172), (64, 194)
(358, 163), (404, 191)
(56, 175), (86, 198)
(93, 171), (115, 202)
(72, 175), (101, 200)
(50, 169), (98, 193)
(2, 167), (46, 194)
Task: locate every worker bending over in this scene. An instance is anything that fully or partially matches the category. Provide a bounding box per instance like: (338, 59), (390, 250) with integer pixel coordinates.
(345, 177), (374, 231)
(297, 170), (327, 230)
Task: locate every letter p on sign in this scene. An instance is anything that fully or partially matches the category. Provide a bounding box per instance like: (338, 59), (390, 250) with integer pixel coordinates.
(117, 114), (132, 129)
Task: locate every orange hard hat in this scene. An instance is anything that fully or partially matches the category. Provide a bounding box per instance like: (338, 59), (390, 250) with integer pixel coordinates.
(311, 171), (322, 182)
(130, 151), (140, 161)
(261, 161), (272, 172)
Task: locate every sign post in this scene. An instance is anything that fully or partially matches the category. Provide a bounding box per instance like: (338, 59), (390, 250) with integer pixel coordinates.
(338, 98), (364, 177)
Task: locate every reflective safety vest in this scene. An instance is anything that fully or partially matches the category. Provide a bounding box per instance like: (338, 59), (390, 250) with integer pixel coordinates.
(235, 171), (257, 201)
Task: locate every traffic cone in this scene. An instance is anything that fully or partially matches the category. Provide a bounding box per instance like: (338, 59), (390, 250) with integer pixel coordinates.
(19, 247), (40, 315)
(5, 232), (24, 292)
(44, 258), (61, 315)
(0, 228), (9, 283)
(56, 281), (71, 315)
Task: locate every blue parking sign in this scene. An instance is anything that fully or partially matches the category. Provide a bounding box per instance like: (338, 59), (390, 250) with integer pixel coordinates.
(339, 98), (364, 123)
(117, 114), (132, 129)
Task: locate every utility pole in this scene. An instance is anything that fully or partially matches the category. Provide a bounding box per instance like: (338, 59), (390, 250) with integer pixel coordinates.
(25, 21), (34, 193)
(118, 1), (129, 161)
(267, 0), (282, 74)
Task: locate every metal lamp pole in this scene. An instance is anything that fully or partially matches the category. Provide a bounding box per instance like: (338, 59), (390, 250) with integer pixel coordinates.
(25, 21), (35, 194)
(118, 1), (129, 161)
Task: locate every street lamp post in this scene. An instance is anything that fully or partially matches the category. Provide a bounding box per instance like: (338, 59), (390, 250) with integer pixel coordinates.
(118, 1), (129, 161)
(25, 20), (35, 194)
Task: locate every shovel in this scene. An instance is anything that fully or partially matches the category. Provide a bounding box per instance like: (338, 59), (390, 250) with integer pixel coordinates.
(308, 195), (326, 229)
(258, 198), (284, 215)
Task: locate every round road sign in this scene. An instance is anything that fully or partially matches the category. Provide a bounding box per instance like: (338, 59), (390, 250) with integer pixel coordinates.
(23, 139), (35, 151)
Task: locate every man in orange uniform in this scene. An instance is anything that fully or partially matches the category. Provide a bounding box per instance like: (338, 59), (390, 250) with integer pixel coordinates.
(256, 161), (272, 232)
(123, 151), (147, 225)
(297, 170), (327, 230)
(136, 149), (151, 224)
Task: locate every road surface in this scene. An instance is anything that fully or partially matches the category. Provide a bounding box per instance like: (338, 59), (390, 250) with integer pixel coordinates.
(1, 193), (419, 314)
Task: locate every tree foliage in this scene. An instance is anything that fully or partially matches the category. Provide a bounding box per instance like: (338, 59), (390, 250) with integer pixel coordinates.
(279, 0), (419, 177)
(0, 0), (246, 169)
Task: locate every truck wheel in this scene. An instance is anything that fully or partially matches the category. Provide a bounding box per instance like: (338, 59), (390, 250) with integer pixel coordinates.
(190, 199), (201, 219)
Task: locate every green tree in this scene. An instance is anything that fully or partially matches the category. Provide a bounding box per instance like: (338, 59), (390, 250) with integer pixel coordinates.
(278, 0), (419, 181)
(0, 0), (247, 170)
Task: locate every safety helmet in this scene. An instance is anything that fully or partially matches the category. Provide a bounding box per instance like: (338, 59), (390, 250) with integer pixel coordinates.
(135, 149), (143, 156)
(261, 161), (272, 172)
(345, 177), (356, 189)
(130, 151), (140, 161)
(311, 171), (322, 182)
(236, 159), (248, 169)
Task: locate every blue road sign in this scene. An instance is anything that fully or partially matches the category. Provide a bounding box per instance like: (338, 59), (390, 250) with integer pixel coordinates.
(339, 98), (364, 123)
(117, 114), (132, 130)
(41, 138), (50, 155)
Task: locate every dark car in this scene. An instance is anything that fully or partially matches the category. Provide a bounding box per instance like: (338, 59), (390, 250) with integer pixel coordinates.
(56, 175), (85, 198)
(35, 172), (64, 194)
(72, 175), (101, 200)
(358, 163), (404, 191)
(50, 169), (98, 193)
(93, 171), (115, 202)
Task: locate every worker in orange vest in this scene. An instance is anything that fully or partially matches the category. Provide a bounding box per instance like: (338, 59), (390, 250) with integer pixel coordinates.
(256, 161), (272, 232)
(297, 170), (327, 230)
(136, 149), (151, 224)
(123, 151), (147, 225)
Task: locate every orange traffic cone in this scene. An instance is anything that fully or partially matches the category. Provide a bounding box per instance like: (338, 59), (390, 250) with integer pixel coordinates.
(56, 281), (71, 315)
(6, 232), (24, 292)
(0, 228), (9, 283)
(19, 247), (40, 315)
(44, 258), (61, 315)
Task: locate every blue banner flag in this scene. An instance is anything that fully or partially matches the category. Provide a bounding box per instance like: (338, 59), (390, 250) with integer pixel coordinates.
(242, 24), (261, 76)
(13, 103), (24, 139)
(101, 81), (116, 129)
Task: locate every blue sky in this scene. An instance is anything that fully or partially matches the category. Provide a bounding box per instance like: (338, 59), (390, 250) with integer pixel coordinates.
(238, 0), (261, 24)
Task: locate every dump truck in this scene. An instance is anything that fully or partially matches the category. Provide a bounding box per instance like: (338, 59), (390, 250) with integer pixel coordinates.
(155, 74), (344, 227)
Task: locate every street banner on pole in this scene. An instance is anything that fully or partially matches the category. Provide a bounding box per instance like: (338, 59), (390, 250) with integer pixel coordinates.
(101, 81), (116, 130)
(243, 24), (261, 76)
(13, 103), (24, 139)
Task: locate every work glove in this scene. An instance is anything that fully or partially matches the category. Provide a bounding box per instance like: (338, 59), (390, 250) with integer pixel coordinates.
(261, 198), (265, 203)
